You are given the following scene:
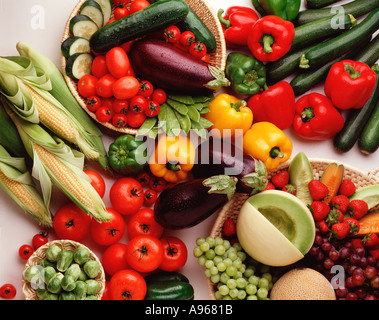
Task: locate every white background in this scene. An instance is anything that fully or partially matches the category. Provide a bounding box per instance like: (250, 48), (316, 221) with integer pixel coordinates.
(0, 0), (378, 300)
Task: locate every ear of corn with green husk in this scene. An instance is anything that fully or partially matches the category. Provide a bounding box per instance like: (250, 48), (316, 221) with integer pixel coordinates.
(0, 54), (109, 171)
(6, 106), (111, 223)
(15, 42), (109, 170)
(0, 143), (52, 228)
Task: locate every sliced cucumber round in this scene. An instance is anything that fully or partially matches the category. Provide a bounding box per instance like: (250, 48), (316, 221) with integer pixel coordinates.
(61, 36), (90, 58)
(93, 0), (112, 25)
(65, 52), (93, 80)
(69, 15), (98, 40)
(80, 0), (104, 28)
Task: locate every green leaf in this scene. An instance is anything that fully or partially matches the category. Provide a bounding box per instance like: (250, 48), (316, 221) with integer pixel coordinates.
(203, 175), (238, 201)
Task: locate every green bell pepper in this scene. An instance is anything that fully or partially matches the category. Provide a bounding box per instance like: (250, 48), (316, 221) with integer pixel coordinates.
(225, 52), (267, 96)
(252, 0), (301, 21)
(108, 135), (147, 175)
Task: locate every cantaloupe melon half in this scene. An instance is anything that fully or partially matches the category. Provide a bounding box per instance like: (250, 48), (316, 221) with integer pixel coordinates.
(237, 190), (315, 267)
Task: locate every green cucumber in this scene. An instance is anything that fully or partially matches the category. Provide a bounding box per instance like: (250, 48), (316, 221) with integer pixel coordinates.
(291, 14), (356, 52)
(305, 0), (343, 9)
(80, 0), (104, 28)
(295, 0), (379, 25)
(69, 15), (99, 40)
(65, 52), (93, 80)
(61, 36), (90, 58)
(354, 35), (379, 68)
(145, 282), (194, 300)
(89, 0), (189, 54)
(333, 66), (379, 153)
(144, 271), (189, 284)
(299, 9), (379, 69)
(93, 0), (112, 25)
(176, 7), (217, 53)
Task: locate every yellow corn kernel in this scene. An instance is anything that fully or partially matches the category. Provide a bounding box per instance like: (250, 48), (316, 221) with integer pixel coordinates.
(33, 143), (95, 211)
(26, 85), (77, 141)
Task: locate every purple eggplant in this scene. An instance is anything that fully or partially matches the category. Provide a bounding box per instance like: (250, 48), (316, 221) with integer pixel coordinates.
(192, 138), (268, 194)
(154, 176), (237, 229)
(129, 39), (229, 95)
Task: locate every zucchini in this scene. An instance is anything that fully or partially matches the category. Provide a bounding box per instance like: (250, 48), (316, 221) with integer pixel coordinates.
(299, 9), (379, 69)
(69, 15), (99, 40)
(93, 0), (112, 25)
(290, 14), (356, 52)
(359, 97), (379, 155)
(354, 34), (379, 68)
(61, 36), (90, 58)
(89, 0), (189, 54)
(295, 0), (379, 25)
(333, 67), (379, 153)
(80, 0), (104, 28)
(176, 7), (217, 53)
(144, 272), (189, 284)
(65, 52), (93, 80)
(305, 0), (343, 9)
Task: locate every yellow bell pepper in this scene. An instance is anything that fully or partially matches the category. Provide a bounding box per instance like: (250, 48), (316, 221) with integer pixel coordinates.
(149, 134), (195, 183)
(243, 122), (292, 170)
(204, 93), (253, 139)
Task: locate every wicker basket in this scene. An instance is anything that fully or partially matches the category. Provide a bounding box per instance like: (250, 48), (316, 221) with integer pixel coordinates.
(61, 0), (226, 135)
(207, 158), (379, 299)
(22, 240), (106, 300)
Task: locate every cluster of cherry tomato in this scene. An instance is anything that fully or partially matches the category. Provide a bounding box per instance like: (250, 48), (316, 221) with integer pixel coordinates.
(50, 168), (188, 300)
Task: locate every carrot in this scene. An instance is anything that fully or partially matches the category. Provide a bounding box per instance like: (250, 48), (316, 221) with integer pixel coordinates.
(320, 163), (344, 204)
(357, 212), (379, 236)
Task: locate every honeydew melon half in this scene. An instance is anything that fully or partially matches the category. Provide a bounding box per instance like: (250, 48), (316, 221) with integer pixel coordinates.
(237, 190), (315, 267)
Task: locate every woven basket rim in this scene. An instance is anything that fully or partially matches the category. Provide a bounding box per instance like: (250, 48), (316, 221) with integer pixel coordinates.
(61, 0), (226, 135)
(206, 158), (379, 300)
(21, 239), (105, 300)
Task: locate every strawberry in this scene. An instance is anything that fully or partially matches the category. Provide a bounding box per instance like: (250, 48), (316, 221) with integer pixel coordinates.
(222, 219), (236, 238)
(369, 248), (379, 259)
(348, 199), (369, 219)
(264, 181), (276, 191)
(363, 233), (379, 249)
(326, 208), (344, 226)
(308, 179), (329, 200)
(316, 220), (329, 234)
(308, 201), (330, 222)
(351, 238), (364, 249)
(338, 179), (356, 197)
(330, 194), (350, 213)
(282, 184), (296, 195)
(271, 171), (289, 189)
(344, 217), (360, 236)
(331, 221), (351, 240)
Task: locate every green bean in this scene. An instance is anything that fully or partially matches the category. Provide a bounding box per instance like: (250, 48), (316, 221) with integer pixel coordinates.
(46, 245), (61, 262)
(83, 260), (100, 279)
(56, 250), (74, 272)
(73, 247), (90, 265)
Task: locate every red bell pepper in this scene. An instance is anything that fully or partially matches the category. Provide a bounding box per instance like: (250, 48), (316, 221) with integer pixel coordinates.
(247, 81), (295, 130)
(218, 6), (259, 46)
(324, 59), (377, 110)
(293, 92), (344, 140)
(247, 15), (295, 62)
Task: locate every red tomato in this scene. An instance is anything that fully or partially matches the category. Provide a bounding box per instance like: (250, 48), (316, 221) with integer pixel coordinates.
(144, 189), (158, 206)
(90, 208), (126, 246)
(84, 169), (106, 198)
(91, 55), (108, 78)
(127, 208), (163, 239)
(149, 176), (169, 192)
(151, 88), (167, 105)
(163, 25), (181, 43)
(101, 281), (112, 300)
(189, 41), (207, 59)
(96, 74), (116, 98)
(78, 74), (98, 98)
(102, 243), (130, 276)
(125, 235), (164, 273)
(96, 105), (114, 123)
(86, 96), (102, 112)
(180, 30), (196, 47)
(112, 99), (129, 114)
(105, 47), (131, 79)
(129, 95), (148, 113)
(144, 101), (160, 117)
(109, 269), (146, 300)
(106, 18), (117, 25)
(114, 4), (129, 19)
(120, 40), (134, 54)
(101, 97), (114, 109)
(0, 284), (16, 299)
(159, 236), (188, 272)
(135, 171), (151, 187)
(126, 110), (146, 128)
(18, 244), (34, 260)
(112, 0), (131, 5)
(53, 203), (91, 241)
(112, 76), (140, 100)
(32, 232), (48, 250)
(112, 113), (128, 128)
(129, 0), (150, 14)
(201, 53), (211, 64)
(109, 177), (144, 215)
(137, 80), (154, 97)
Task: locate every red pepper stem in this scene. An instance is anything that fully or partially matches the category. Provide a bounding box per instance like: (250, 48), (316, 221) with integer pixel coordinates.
(230, 100), (247, 112)
(262, 34), (274, 53)
(263, 84), (269, 91)
(269, 147), (284, 159)
(344, 64), (361, 79)
(300, 107), (315, 123)
(217, 9), (231, 29)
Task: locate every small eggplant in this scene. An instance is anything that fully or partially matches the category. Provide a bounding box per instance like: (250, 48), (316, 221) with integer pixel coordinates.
(192, 138), (268, 194)
(154, 175), (237, 229)
(129, 39), (229, 95)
